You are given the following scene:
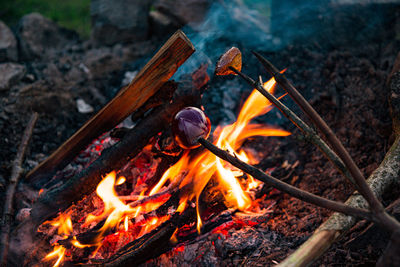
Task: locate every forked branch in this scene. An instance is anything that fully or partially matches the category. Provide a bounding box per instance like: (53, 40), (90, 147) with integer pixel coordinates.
(251, 52), (387, 217)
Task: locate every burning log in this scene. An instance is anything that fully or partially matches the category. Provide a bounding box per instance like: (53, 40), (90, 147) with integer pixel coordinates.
(30, 71), (207, 226)
(100, 207), (196, 267)
(27, 30), (195, 187)
(8, 33), (210, 265)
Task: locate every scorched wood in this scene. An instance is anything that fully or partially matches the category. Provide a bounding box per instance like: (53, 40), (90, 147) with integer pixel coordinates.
(29, 77), (206, 226)
(26, 30), (195, 186)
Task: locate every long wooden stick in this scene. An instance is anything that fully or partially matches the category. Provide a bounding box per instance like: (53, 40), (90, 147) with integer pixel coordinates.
(278, 136), (400, 267)
(0, 112), (38, 265)
(229, 66), (355, 186)
(27, 30), (195, 186)
(253, 51), (400, 233)
(278, 64), (400, 267)
(198, 138), (373, 221)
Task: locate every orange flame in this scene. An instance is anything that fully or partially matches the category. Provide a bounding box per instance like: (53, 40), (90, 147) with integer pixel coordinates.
(42, 76), (290, 266)
(150, 76), (290, 233)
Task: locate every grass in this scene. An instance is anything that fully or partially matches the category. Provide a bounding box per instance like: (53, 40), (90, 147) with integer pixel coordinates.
(1, 0), (91, 38)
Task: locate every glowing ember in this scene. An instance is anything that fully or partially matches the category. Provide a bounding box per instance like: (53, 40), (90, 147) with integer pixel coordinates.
(42, 76), (290, 266)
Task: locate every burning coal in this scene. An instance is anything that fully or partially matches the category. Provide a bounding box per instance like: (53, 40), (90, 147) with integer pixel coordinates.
(41, 76), (289, 266)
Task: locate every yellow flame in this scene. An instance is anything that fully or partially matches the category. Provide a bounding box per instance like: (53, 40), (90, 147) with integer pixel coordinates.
(44, 246), (66, 267)
(116, 176), (126, 185)
(150, 76), (290, 232)
(42, 75), (290, 266)
(43, 211), (73, 266)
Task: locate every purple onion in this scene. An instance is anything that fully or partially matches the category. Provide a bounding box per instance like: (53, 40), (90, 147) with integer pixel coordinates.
(172, 107), (211, 149)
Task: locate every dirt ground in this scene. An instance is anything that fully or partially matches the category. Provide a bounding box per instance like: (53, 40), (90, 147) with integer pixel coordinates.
(1, 2), (400, 266)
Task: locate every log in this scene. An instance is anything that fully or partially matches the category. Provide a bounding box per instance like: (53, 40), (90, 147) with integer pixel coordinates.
(29, 78), (205, 226)
(27, 30), (195, 186)
(9, 67), (208, 266)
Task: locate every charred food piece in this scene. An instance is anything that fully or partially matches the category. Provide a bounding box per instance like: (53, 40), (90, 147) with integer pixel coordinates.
(215, 47), (242, 76)
(172, 107), (211, 149)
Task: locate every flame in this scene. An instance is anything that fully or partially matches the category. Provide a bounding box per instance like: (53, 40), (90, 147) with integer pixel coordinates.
(150, 76), (290, 232)
(44, 245), (66, 267)
(42, 76), (290, 265)
(43, 211), (73, 266)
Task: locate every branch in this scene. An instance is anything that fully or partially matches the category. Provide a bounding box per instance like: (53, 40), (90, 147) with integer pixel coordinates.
(197, 138), (373, 221)
(278, 64), (400, 267)
(278, 135), (400, 267)
(27, 30), (195, 185)
(229, 66), (355, 186)
(0, 112), (38, 265)
(252, 51), (400, 233)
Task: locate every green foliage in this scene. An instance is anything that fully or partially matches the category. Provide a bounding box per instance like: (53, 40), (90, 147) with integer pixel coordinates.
(1, 0), (91, 38)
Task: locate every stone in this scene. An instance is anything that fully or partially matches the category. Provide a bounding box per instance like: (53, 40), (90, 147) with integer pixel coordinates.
(154, 0), (211, 27)
(149, 10), (181, 37)
(17, 13), (78, 60)
(0, 21), (18, 62)
(76, 98), (94, 113)
(90, 0), (151, 46)
(0, 63), (26, 91)
(83, 47), (123, 78)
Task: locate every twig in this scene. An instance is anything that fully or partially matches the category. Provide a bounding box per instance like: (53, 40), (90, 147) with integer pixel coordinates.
(197, 138), (373, 221)
(229, 66), (355, 186)
(252, 52), (400, 233)
(0, 112), (38, 265)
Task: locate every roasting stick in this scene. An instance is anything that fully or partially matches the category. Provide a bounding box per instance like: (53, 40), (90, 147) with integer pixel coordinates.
(278, 64), (400, 267)
(251, 52), (400, 234)
(229, 66), (355, 186)
(0, 112), (38, 265)
(197, 138), (373, 221)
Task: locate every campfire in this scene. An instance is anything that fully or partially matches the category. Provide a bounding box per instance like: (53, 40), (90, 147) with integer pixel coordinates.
(39, 54), (290, 266)
(2, 4), (400, 264)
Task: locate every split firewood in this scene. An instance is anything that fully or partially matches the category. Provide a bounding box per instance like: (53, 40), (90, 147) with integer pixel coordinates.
(9, 64), (209, 267)
(27, 30), (195, 187)
(215, 47), (242, 76)
(30, 71), (207, 226)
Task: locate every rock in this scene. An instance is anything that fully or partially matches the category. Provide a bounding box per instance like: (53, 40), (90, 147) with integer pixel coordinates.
(76, 98), (94, 113)
(83, 47), (123, 78)
(149, 10), (181, 37)
(16, 208), (32, 222)
(90, 0), (151, 46)
(0, 63), (26, 91)
(153, 0), (211, 29)
(0, 21), (18, 62)
(17, 13), (78, 60)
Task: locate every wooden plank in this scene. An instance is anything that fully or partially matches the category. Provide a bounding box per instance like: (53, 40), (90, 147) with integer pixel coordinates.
(26, 30), (195, 184)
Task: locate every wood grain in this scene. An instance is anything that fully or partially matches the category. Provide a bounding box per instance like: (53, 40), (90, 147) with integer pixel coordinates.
(27, 30), (195, 185)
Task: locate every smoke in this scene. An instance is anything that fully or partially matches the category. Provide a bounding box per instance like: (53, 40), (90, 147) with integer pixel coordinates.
(170, 0), (398, 124)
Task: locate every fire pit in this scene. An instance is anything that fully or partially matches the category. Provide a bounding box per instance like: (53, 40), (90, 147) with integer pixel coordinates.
(1, 2), (400, 266)
(15, 33), (294, 266)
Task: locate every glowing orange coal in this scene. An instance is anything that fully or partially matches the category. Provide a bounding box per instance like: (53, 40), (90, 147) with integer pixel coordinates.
(42, 76), (289, 266)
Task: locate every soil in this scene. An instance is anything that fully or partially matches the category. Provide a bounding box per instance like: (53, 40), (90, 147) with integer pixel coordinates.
(1, 2), (400, 266)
